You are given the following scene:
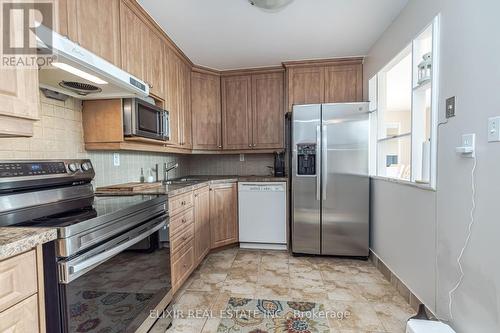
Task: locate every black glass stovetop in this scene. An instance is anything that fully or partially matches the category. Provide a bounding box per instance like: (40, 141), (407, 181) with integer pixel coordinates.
(16, 195), (161, 228)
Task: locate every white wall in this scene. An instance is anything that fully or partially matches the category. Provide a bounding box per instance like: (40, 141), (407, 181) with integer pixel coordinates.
(364, 0), (500, 332)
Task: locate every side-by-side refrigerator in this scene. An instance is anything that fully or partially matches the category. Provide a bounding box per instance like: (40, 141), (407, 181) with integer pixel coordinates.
(290, 103), (370, 257)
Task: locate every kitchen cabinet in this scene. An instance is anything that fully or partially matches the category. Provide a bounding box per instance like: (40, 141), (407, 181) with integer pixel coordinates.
(119, 0), (144, 79)
(67, 0), (121, 67)
(324, 64), (363, 103)
(178, 62), (193, 149)
(252, 72), (284, 149)
(0, 247), (46, 332)
(193, 186), (211, 265)
(164, 47), (180, 146)
(144, 28), (165, 98)
(210, 183), (238, 249)
(169, 191), (195, 293)
(0, 69), (39, 137)
(221, 72), (284, 150)
(286, 66), (324, 111)
(191, 71), (222, 150)
(221, 75), (253, 150)
(285, 59), (363, 112)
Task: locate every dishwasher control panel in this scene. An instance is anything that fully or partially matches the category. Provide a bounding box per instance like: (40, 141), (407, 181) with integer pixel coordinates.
(297, 143), (317, 176)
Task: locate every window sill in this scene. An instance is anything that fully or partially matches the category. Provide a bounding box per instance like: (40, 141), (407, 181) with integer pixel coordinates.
(370, 176), (436, 191)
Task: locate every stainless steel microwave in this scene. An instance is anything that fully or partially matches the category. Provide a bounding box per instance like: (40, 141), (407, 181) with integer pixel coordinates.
(123, 98), (169, 141)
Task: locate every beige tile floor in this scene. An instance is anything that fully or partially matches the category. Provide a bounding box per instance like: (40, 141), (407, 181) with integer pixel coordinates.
(152, 248), (415, 333)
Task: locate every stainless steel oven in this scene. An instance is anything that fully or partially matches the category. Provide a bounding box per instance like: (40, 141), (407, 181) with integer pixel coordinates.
(0, 160), (173, 333)
(123, 98), (169, 141)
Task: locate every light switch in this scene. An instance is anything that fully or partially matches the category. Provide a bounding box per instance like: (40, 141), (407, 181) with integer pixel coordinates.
(488, 117), (500, 142)
(113, 153), (120, 166)
(240, 154), (245, 162)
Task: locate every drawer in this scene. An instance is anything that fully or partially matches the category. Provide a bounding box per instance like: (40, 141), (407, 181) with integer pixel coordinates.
(0, 250), (38, 312)
(169, 191), (194, 217)
(0, 294), (39, 332)
(170, 207), (194, 237)
(171, 222), (194, 255)
(171, 244), (194, 289)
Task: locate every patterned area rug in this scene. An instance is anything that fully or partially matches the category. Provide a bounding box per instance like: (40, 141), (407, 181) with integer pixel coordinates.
(68, 290), (154, 333)
(217, 297), (330, 333)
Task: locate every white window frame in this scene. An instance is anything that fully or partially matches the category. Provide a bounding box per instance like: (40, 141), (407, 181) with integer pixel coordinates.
(369, 15), (440, 190)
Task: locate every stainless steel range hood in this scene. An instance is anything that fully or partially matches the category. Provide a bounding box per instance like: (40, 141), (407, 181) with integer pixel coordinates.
(36, 24), (149, 100)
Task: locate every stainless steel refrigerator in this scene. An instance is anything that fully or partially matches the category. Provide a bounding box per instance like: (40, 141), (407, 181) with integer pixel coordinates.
(290, 103), (370, 257)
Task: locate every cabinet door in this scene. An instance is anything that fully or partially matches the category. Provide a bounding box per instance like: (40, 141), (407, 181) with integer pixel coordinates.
(324, 64), (363, 103)
(164, 47), (180, 146)
(145, 29), (165, 98)
(67, 0), (121, 66)
(210, 183), (238, 249)
(194, 186), (211, 264)
(221, 75), (252, 150)
(287, 66), (324, 112)
(177, 62), (192, 148)
(191, 72), (222, 150)
(252, 72), (284, 149)
(120, 1), (144, 79)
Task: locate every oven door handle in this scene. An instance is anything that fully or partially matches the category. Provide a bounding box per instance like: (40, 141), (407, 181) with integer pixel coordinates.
(58, 216), (167, 284)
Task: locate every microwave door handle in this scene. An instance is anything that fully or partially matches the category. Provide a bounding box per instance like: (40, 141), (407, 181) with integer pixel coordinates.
(162, 112), (169, 140)
(59, 217), (166, 284)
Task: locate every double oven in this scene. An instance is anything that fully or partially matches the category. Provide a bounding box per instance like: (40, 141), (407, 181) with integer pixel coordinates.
(0, 160), (172, 333)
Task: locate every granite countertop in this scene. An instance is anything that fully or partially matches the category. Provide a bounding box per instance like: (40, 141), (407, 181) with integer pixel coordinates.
(0, 227), (57, 260)
(95, 175), (289, 197)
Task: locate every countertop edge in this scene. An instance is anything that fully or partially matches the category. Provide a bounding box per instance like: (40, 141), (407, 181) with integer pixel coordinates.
(0, 227), (57, 261)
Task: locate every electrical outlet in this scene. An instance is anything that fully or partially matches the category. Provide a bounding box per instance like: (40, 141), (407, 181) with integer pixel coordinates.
(240, 154), (245, 162)
(488, 116), (500, 142)
(446, 96), (456, 118)
(456, 133), (476, 158)
(113, 153), (120, 166)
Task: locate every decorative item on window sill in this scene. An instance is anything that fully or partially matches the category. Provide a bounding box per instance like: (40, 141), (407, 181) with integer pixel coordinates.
(417, 52), (432, 85)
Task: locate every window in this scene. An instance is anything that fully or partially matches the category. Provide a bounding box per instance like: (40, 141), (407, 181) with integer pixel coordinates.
(369, 16), (440, 188)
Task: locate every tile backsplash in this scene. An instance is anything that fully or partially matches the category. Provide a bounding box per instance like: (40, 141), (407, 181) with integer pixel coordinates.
(0, 94), (86, 159)
(0, 94), (277, 186)
(88, 151), (188, 187)
(186, 154), (275, 176)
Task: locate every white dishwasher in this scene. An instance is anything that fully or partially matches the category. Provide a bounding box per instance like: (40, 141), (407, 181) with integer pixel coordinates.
(238, 182), (287, 250)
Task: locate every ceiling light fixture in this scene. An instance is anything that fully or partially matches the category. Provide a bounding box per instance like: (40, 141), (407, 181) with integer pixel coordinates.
(248, 0), (294, 11)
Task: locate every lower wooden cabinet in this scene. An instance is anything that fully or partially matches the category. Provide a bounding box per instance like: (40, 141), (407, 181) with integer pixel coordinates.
(0, 294), (39, 333)
(171, 242), (195, 291)
(0, 246), (46, 333)
(210, 183), (238, 249)
(194, 186), (211, 265)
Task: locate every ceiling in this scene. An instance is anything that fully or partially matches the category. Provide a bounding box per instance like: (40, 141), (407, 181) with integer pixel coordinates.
(138, 0), (409, 70)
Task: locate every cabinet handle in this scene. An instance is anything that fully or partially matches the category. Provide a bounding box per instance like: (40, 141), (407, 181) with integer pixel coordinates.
(248, 144), (252, 148)
(218, 145), (222, 149)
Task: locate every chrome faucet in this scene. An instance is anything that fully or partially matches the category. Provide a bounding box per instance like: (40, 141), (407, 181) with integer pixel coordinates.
(164, 162), (179, 182)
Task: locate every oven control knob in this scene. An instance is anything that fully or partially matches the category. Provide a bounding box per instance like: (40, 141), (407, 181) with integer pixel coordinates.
(81, 162), (92, 171)
(68, 163), (79, 172)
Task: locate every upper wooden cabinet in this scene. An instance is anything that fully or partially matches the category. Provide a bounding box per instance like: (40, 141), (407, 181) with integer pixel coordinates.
(120, 0), (144, 79)
(252, 73), (284, 149)
(285, 58), (363, 111)
(221, 71), (284, 150)
(178, 61), (192, 149)
(67, 0), (121, 67)
(287, 66), (324, 111)
(144, 28), (165, 98)
(191, 71), (222, 150)
(221, 75), (252, 150)
(164, 47), (180, 146)
(210, 183), (238, 249)
(324, 64), (363, 103)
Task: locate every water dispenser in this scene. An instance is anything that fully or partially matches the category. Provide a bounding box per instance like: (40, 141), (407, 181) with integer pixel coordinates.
(297, 143), (317, 175)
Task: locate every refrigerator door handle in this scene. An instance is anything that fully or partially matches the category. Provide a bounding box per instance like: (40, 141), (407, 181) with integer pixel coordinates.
(316, 125), (321, 201)
(322, 125), (327, 201)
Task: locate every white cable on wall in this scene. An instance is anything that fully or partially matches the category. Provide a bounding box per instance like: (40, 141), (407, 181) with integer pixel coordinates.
(447, 154), (477, 319)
